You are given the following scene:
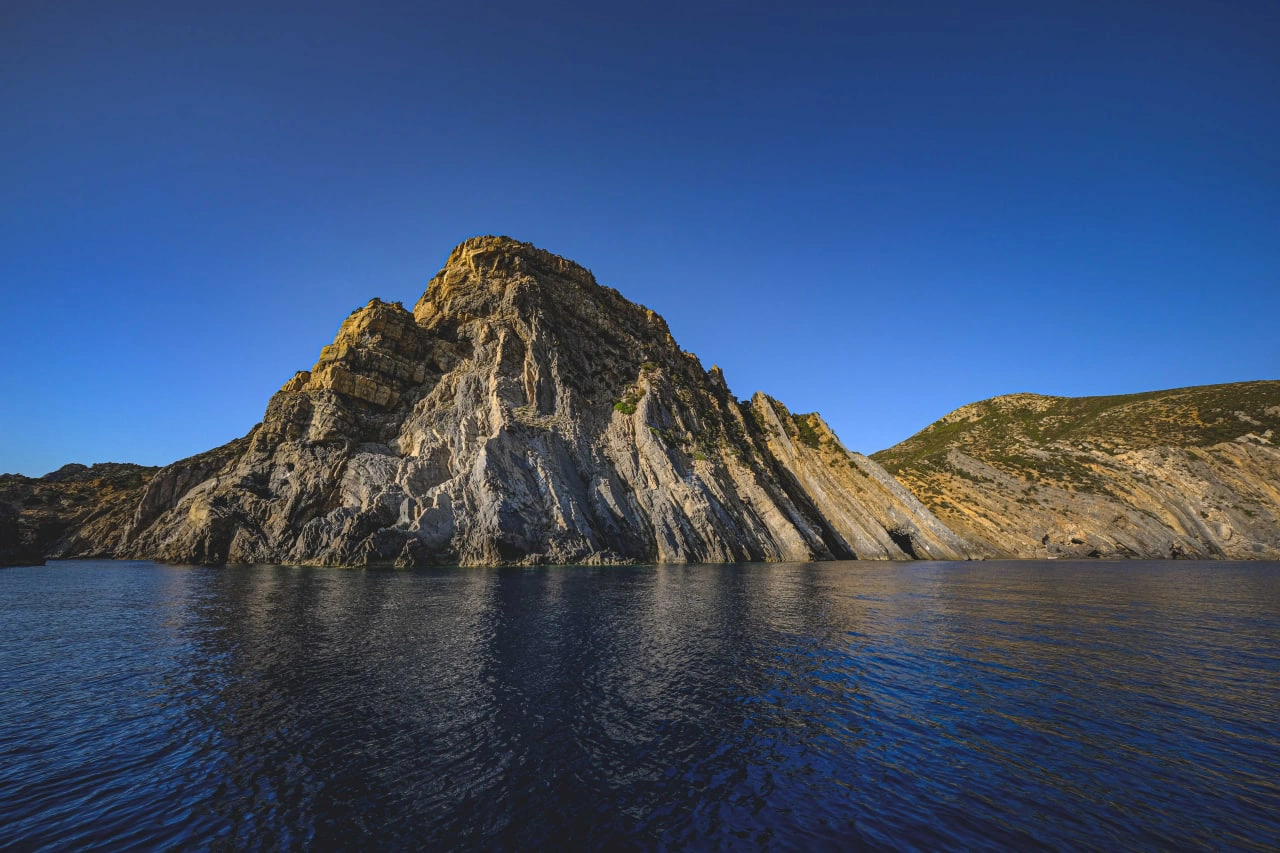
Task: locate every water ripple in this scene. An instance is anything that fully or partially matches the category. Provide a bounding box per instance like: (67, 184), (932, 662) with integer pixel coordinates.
(1, 560), (1278, 850)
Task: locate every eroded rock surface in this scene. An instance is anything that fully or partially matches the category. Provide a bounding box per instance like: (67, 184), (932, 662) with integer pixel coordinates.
(750, 395), (976, 561)
(105, 236), (970, 566)
(873, 383), (1280, 559)
(0, 463), (159, 565)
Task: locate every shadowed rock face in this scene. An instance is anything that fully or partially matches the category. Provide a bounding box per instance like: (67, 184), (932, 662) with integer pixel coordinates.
(873, 383), (1280, 560)
(102, 236), (973, 567)
(0, 463), (159, 565)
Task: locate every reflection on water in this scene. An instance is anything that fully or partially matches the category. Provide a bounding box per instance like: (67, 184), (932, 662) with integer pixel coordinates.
(1, 560), (1277, 849)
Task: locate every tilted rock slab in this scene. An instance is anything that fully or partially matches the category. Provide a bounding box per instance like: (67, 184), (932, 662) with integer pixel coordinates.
(111, 236), (973, 567)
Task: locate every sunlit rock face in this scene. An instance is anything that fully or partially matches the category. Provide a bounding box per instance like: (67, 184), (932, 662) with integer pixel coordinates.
(873, 383), (1280, 560)
(112, 236), (974, 566)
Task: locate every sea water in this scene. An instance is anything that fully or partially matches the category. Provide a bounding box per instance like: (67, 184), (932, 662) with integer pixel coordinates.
(2, 560), (1277, 849)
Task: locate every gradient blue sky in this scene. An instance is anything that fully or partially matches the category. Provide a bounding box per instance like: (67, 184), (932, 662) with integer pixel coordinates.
(2, 0), (1277, 476)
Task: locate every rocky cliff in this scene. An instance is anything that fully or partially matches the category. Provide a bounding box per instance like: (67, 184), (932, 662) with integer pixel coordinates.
(873, 382), (1280, 559)
(0, 463), (159, 566)
(61, 236), (974, 567)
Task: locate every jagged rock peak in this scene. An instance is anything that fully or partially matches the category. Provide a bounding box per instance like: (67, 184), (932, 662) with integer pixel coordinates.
(413, 235), (673, 350)
(33, 234), (978, 568)
(442, 235), (597, 282)
(415, 235), (601, 320)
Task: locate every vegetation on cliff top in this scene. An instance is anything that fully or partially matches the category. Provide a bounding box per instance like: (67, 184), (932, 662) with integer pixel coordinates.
(874, 380), (1280, 490)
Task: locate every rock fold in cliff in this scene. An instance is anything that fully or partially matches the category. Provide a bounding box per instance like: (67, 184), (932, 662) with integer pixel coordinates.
(103, 236), (969, 566)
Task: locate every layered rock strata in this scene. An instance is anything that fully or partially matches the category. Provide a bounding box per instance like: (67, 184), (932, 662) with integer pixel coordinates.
(97, 236), (973, 566)
(873, 383), (1280, 559)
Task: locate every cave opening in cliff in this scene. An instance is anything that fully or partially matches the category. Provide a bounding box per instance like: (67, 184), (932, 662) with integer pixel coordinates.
(887, 528), (919, 559)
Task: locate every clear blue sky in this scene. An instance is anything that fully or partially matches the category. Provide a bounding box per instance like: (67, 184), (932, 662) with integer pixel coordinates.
(2, 0), (1277, 476)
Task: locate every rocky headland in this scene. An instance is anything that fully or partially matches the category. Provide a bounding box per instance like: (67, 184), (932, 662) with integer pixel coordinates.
(873, 382), (1280, 559)
(0, 463), (158, 566)
(4, 238), (1276, 567)
(5, 237), (971, 567)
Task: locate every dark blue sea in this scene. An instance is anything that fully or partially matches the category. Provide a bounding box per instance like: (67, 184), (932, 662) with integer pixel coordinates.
(2, 560), (1277, 850)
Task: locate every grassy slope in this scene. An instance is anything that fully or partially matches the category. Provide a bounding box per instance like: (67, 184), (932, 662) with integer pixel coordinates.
(873, 380), (1280, 498)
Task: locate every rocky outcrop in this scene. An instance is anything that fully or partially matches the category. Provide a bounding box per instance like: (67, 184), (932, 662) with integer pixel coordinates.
(873, 383), (1280, 559)
(82, 235), (973, 567)
(749, 394), (975, 560)
(10, 240), (1277, 566)
(0, 463), (159, 565)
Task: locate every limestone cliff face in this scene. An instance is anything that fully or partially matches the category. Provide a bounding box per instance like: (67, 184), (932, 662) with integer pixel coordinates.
(110, 236), (968, 567)
(873, 383), (1280, 559)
